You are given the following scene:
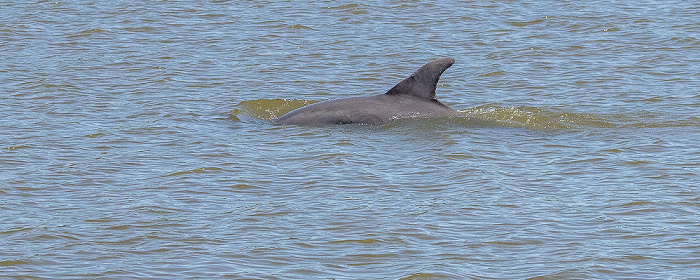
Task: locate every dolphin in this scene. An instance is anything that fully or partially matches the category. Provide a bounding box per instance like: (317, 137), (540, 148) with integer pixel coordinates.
(275, 58), (458, 125)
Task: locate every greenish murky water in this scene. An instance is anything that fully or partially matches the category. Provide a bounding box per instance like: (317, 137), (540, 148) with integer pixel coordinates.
(2, 0), (699, 279)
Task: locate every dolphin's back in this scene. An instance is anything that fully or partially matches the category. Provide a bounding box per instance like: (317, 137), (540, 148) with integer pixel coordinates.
(275, 58), (458, 126)
(276, 94), (456, 125)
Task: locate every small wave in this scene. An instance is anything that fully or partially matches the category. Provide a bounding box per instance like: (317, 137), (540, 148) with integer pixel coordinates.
(232, 99), (613, 129)
(164, 167), (225, 177)
(461, 105), (616, 129)
(232, 99), (318, 121)
(231, 99), (696, 129)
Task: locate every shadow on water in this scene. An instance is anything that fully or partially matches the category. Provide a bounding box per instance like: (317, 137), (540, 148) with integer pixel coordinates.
(230, 99), (698, 130)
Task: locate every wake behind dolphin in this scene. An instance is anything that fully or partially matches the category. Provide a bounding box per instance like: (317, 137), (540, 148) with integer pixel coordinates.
(275, 58), (458, 126)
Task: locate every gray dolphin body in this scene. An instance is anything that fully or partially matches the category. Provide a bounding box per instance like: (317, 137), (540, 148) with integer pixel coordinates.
(275, 58), (458, 125)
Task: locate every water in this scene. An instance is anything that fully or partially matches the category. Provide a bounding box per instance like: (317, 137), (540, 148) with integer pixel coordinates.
(1, 0), (699, 279)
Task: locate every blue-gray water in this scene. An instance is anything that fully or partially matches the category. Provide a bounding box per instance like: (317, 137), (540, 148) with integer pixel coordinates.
(2, 1), (699, 279)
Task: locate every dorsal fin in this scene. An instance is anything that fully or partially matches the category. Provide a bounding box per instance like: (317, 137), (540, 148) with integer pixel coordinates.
(385, 57), (455, 100)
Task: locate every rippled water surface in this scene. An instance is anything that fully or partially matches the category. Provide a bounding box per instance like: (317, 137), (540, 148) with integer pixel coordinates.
(2, 0), (699, 279)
